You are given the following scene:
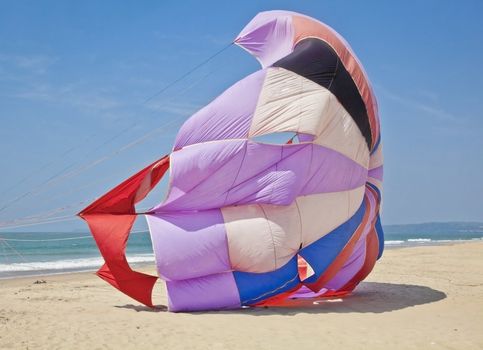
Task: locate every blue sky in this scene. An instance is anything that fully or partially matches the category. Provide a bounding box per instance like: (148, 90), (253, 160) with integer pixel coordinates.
(0, 0), (482, 231)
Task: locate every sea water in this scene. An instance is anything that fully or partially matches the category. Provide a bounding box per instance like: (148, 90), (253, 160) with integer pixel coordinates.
(383, 222), (483, 246)
(0, 231), (154, 279)
(1, 223), (482, 278)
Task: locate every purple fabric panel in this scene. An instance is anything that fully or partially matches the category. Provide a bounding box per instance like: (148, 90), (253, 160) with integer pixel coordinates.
(154, 141), (368, 212)
(226, 142), (308, 206)
(154, 140), (247, 211)
(290, 285), (327, 299)
(368, 165), (383, 181)
(297, 133), (315, 143)
(300, 145), (368, 195)
(228, 143), (367, 204)
(146, 210), (230, 281)
(166, 272), (241, 312)
(235, 11), (294, 67)
(173, 70), (266, 150)
(324, 234), (367, 291)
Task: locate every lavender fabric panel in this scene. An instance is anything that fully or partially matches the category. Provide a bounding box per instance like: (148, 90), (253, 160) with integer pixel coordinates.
(227, 143), (367, 204)
(227, 144), (366, 205)
(299, 145), (368, 195)
(154, 140), (247, 211)
(225, 142), (308, 206)
(324, 233), (367, 291)
(297, 133), (315, 142)
(235, 11), (294, 67)
(166, 272), (241, 312)
(290, 285), (327, 299)
(146, 210), (230, 281)
(173, 70), (266, 150)
(155, 140), (368, 212)
(368, 165), (383, 181)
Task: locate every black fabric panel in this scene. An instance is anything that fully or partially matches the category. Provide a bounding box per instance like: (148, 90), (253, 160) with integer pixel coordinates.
(272, 38), (372, 148)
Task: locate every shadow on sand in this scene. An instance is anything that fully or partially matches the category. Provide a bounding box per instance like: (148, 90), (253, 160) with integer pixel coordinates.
(115, 304), (168, 312)
(116, 282), (446, 315)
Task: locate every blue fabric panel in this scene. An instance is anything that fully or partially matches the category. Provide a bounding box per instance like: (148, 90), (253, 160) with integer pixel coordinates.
(370, 134), (381, 155)
(375, 215), (384, 259)
(299, 201), (366, 284)
(366, 182), (381, 200)
(234, 256), (300, 306)
(366, 182), (383, 259)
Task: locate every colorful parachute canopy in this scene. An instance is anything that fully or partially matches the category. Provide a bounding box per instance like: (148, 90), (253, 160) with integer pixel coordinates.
(79, 10), (384, 312)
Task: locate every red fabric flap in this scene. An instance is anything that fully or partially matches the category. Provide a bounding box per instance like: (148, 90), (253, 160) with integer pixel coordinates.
(78, 155), (170, 307)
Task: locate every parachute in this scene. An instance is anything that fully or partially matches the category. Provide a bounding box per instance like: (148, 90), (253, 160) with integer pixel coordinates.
(79, 10), (384, 312)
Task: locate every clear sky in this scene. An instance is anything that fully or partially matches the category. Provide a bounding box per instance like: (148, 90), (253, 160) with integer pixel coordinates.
(0, 0), (482, 232)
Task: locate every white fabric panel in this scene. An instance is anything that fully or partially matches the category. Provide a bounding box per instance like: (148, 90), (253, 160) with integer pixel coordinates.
(296, 185), (365, 247)
(221, 186), (365, 273)
(222, 205), (277, 272)
(249, 67), (369, 167)
(249, 67), (330, 137)
(369, 142), (383, 169)
(262, 202), (302, 267)
(312, 93), (370, 168)
(222, 203), (301, 273)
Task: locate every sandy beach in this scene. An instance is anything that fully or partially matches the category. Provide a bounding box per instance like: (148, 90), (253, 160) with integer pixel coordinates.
(1, 242), (482, 350)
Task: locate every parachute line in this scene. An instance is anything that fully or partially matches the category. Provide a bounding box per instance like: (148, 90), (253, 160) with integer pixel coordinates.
(143, 42), (233, 104)
(0, 230), (148, 242)
(0, 44), (233, 217)
(0, 216), (76, 231)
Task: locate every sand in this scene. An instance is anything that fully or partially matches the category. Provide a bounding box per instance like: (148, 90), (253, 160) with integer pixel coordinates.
(1, 242), (482, 350)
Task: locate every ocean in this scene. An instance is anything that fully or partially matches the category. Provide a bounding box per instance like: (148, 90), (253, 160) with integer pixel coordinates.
(0, 231), (154, 279)
(1, 222), (482, 279)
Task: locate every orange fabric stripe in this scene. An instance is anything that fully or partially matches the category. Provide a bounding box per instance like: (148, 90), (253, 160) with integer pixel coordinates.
(336, 185), (380, 293)
(252, 283), (302, 307)
(338, 227), (379, 293)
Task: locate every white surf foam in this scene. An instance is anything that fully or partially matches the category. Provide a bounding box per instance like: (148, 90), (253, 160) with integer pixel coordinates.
(407, 238), (432, 243)
(384, 240), (405, 245)
(0, 254), (155, 272)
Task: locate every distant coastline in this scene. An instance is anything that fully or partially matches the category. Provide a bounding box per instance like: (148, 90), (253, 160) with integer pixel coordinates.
(1, 222), (482, 279)
(383, 221), (483, 247)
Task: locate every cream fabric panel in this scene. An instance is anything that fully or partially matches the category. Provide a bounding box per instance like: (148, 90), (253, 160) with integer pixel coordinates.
(312, 93), (369, 168)
(222, 205), (275, 273)
(296, 185), (365, 247)
(222, 202), (301, 273)
(249, 67), (369, 167)
(369, 142), (383, 169)
(249, 67), (330, 137)
(221, 186), (365, 273)
(262, 203), (302, 267)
